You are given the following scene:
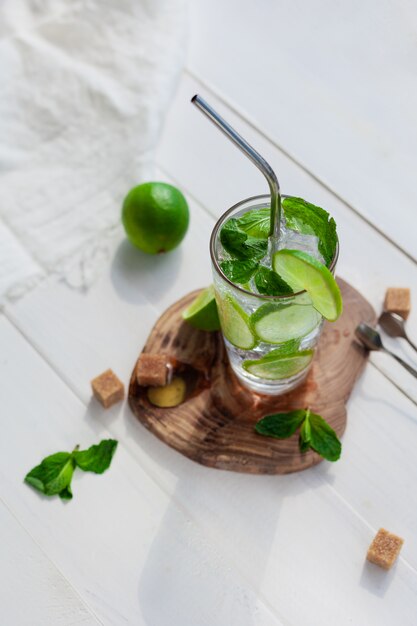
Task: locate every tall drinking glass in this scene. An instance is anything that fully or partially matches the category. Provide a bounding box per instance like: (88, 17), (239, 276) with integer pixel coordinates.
(210, 194), (339, 395)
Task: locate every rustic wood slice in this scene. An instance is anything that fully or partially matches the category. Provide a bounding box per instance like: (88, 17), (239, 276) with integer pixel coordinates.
(128, 279), (376, 474)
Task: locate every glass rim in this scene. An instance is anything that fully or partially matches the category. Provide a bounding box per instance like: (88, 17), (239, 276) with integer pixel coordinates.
(209, 193), (340, 301)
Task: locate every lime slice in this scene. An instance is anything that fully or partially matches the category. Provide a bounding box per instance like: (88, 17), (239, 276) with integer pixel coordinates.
(243, 350), (313, 380)
(273, 250), (342, 321)
(217, 293), (256, 349)
(182, 286), (220, 331)
(251, 301), (321, 344)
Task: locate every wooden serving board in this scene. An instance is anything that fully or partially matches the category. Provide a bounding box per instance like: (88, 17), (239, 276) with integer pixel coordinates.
(128, 279), (376, 474)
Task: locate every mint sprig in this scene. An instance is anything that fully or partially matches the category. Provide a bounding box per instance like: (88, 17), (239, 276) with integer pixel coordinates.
(234, 199), (338, 268)
(282, 197), (337, 267)
(220, 219), (268, 260)
(255, 409), (341, 461)
(219, 198), (338, 295)
(24, 439), (118, 500)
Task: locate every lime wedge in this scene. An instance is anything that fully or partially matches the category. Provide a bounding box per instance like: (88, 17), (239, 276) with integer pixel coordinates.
(251, 300), (321, 344)
(182, 286), (220, 331)
(217, 293), (256, 349)
(243, 350), (313, 380)
(273, 250), (342, 321)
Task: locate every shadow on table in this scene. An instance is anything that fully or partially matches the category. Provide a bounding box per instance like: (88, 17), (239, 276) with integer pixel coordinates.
(118, 403), (313, 626)
(84, 396), (123, 428)
(359, 560), (396, 597)
(110, 239), (183, 305)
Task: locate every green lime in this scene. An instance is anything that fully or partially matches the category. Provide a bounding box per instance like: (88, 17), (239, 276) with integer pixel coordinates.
(243, 350), (313, 380)
(251, 299), (321, 344)
(122, 182), (189, 254)
(273, 250), (343, 321)
(182, 286), (220, 331)
(217, 293), (256, 349)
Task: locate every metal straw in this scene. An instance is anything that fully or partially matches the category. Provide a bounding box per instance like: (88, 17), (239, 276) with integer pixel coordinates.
(191, 94), (282, 240)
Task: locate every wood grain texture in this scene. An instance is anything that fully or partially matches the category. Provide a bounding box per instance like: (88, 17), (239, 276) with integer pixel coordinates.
(128, 278), (376, 474)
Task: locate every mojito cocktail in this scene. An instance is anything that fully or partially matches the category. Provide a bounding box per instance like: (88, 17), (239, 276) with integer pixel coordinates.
(210, 194), (340, 395)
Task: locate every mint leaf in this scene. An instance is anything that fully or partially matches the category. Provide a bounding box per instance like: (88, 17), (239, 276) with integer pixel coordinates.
(254, 266), (293, 296)
(220, 219), (247, 256)
(282, 197), (337, 267)
(220, 219), (267, 260)
(24, 439), (118, 500)
(220, 259), (258, 283)
(73, 439), (118, 474)
(255, 410), (306, 439)
(307, 411), (341, 462)
(235, 207), (270, 239)
(230, 199), (338, 267)
(25, 452), (75, 497)
(243, 237), (268, 260)
(255, 407), (341, 462)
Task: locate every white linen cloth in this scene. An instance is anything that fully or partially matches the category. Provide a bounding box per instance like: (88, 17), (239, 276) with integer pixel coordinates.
(0, 0), (187, 303)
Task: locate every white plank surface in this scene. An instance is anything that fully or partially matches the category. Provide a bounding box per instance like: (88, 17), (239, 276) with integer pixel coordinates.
(0, 220), (43, 302)
(4, 299), (417, 625)
(0, 499), (100, 626)
(2, 11), (417, 624)
(0, 316), (285, 626)
(4, 305), (417, 625)
(4, 161), (417, 623)
(187, 0), (417, 260)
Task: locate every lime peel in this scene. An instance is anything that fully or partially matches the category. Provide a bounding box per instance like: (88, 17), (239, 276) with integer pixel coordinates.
(243, 350), (314, 380)
(217, 293), (256, 350)
(273, 249), (342, 322)
(182, 286), (220, 331)
(122, 182), (189, 254)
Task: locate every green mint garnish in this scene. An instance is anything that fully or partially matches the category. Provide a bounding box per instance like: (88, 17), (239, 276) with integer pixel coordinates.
(73, 439), (118, 474)
(24, 439), (118, 500)
(235, 207), (270, 239)
(234, 198), (338, 267)
(255, 409), (341, 462)
(220, 259), (258, 284)
(254, 266), (293, 296)
(255, 410), (306, 439)
(301, 410), (341, 461)
(220, 219), (268, 260)
(25, 451), (75, 499)
(219, 198), (338, 293)
(282, 197), (337, 267)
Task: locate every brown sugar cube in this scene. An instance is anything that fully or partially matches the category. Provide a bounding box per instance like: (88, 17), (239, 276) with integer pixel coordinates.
(384, 288), (411, 320)
(136, 354), (169, 387)
(91, 369), (124, 408)
(366, 528), (404, 570)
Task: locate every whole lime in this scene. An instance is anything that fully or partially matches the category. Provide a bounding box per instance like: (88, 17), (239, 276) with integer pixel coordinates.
(122, 182), (189, 254)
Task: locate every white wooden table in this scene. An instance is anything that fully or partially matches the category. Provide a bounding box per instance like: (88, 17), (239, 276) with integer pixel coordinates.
(2, 2), (417, 624)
